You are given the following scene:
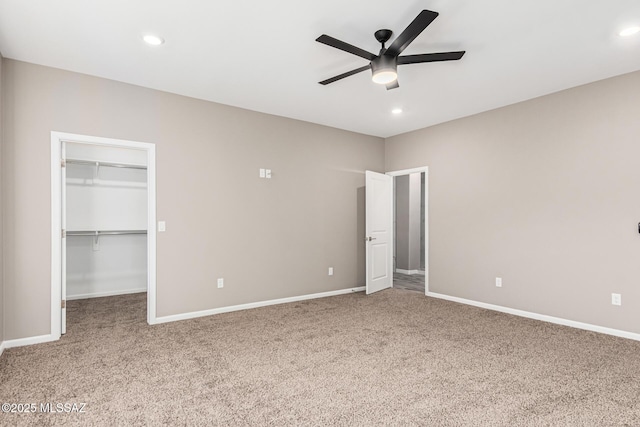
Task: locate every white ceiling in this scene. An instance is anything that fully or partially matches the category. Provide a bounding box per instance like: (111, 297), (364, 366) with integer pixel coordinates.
(1, 0), (639, 138)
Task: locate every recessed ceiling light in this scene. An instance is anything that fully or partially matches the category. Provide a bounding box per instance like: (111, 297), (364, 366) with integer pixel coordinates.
(619, 26), (640, 37)
(143, 34), (165, 46)
(392, 108), (403, 115)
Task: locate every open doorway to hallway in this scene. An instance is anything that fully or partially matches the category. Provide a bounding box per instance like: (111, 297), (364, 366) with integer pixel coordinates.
(393, 171), (426, 293)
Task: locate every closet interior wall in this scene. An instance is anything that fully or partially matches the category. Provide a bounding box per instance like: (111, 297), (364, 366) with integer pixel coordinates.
(65, 143), (148, 300)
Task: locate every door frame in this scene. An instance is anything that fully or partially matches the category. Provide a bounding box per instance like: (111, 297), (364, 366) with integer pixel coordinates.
(50, 131), (158, 340)
(386, 166), (429, 294)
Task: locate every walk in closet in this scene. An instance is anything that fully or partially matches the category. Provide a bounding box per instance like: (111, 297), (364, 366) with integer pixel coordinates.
(63, 142), (148, 321)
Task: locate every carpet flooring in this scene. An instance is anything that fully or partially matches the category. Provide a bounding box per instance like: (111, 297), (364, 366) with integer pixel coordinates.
(1, 289), (640, 426)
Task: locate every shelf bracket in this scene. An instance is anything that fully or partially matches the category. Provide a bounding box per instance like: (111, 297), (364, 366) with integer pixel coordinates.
(93, 230), (100, 251)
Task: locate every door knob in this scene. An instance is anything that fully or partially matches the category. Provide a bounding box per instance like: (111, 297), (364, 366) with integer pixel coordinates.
(366, 236), (377, 241)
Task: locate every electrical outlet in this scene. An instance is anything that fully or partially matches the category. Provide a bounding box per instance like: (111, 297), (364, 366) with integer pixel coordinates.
(328, 267), (334, 276)
(259, 168), (265, 178)
(611, 293), (621, 306)
(495, 277), (502, 288)
(217, 278), (224, 289)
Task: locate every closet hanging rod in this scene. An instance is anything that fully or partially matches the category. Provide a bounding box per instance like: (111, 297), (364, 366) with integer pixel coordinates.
(66, 230), (147, 236)
(65, 159), (147, 170)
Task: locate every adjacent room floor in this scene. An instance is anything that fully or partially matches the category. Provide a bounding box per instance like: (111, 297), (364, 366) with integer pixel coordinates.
(1, 289), (639, 426)
(393, 271), (425, 292)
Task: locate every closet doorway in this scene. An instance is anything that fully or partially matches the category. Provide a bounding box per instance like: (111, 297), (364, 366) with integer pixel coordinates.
(51, 132), (157, 340)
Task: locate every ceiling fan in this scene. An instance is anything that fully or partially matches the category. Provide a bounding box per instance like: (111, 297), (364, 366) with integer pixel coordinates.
(316, 9), (465, 90)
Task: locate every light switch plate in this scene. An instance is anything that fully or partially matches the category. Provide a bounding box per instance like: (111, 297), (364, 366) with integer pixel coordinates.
(158, 221), (166, 232)
(265, 169), (272, 179)
(259, 168), (266, 178)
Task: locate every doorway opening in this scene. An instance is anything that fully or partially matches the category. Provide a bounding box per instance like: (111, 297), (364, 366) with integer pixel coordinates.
(388, 167), (428, 294)
(51, 132), (157, 340)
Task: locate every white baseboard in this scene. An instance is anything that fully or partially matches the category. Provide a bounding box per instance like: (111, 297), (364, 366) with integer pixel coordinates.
(396, 269), (424, 275)
(67, 288), (147, 301)
(154, 286), (366, 324)
(0, 341), (5, 357)
(427, 291), (640, 342)
(2, 334), (57, 350)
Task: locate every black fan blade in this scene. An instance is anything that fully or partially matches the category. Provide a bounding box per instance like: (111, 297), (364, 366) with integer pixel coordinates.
(398, 51), (465, 65)
(386, 81), (399, 90)
(385, 10), (439, 58)
(316, 35), (376, 61)
(319, 65), (371, 85)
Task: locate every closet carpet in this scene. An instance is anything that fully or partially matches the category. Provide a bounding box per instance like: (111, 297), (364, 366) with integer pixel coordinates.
(1, 289), (640, 426)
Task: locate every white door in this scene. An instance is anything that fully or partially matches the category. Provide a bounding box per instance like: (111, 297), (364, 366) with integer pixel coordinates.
(61, 142), (67, 334)
(366, 171), (393, 294)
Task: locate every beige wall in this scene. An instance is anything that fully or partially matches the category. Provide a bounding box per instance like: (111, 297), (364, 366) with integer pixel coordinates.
(0, 53), (4, 344)
(6, 56), (638, 341)
(2, 59), (384, 340)
(386, 70), (640, 334)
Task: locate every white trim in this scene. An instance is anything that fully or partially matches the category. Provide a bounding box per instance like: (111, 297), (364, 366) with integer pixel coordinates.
(427, 291), (640, 342)
(424, 170), (429, 294)
(386, 166), (429, 295)
(0, 341), (5, 357)
(155, 287), (366, 324)
(50, 136), (62, 340)
(3, 334), (57, 350)
(146, 144), (157, 325)
(51, 131), (158, 339)
(386, 166), (429, 177)
(395, 269), (422, 275)
(66, 288), (147, 301)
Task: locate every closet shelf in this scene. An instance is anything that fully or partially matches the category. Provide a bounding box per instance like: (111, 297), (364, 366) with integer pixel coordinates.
(65, 159), (147, 170)
(66, 230), (147, 236)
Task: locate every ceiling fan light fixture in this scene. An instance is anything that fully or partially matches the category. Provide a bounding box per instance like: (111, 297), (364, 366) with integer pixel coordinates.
(372, 70), (398, 84)
(371, 56), (398, 84)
